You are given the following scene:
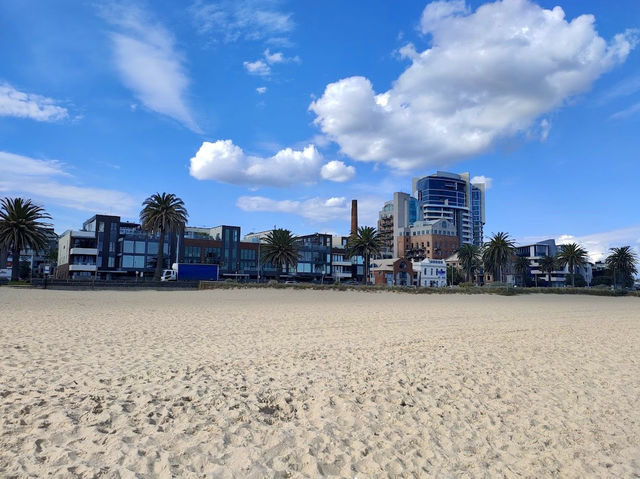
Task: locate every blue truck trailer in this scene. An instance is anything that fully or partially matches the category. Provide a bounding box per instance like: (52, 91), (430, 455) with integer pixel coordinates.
(160, 263), (218, 281)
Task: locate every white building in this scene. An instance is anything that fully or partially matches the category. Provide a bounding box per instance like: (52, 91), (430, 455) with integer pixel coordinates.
(417, 258), (447, 287)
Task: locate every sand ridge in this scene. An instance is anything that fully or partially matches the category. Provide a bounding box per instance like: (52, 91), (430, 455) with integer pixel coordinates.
(0, 288), (639, 477)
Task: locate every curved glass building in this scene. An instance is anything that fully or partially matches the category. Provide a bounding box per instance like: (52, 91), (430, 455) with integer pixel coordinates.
(412, 172), (485, 246)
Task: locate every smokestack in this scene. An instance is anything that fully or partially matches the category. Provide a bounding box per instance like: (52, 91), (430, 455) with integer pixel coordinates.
(351, 199), (358, 235)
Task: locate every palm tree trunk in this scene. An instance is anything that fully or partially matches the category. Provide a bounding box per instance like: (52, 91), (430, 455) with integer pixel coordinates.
(154, 229), (165, 281)
(571, 264), (575, 287)
(11, 243), (19, 282)
(364, 252), (369, 285)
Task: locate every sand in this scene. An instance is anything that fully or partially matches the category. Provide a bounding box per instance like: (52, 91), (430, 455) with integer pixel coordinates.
(0, 288), (639, 478)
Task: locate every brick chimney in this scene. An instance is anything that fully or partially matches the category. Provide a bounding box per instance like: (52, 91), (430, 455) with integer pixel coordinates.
(351, 199), (358, 235)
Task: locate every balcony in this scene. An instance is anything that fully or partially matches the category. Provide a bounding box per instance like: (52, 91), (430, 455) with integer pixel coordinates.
(71, 230), (96, 239)
(69, 264), (97, 272)
(70, 248), (98, 256)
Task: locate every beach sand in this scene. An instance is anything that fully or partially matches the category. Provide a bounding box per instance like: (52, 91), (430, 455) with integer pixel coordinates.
(0, 288), (639, 478)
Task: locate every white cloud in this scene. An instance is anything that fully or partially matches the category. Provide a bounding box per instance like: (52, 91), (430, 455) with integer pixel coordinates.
(256, 86), (267, 94)
(237, 196), (349, 222)
(471, 175), (492, 189)
(610, 101), (640, 120)
(0, 82), (68, 121)
(0, 151), (138, 215)
(321, 160), (356, 182)
(244, 49), (300, 77)
(264, 48), (300, 64)
(104, 6), (200, 132)
(243, 59), (271, 76)
(236, 194), (385, 226)
(189, 140), (351, 187)
(310, 0), (636, 171)
(555, 225), (640, 263)
(190, 0), (294, 43)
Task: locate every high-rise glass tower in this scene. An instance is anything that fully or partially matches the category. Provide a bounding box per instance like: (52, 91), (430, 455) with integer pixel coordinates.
(412, 171), (485, 246)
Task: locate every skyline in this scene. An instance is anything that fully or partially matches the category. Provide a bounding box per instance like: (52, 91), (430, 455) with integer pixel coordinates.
(1, 0), (639, 262)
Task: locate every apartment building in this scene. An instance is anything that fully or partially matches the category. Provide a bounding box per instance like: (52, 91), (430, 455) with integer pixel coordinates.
(412, 171), (485, 246)
(396, 218), (459, 261)
(57, 215), (179, 279)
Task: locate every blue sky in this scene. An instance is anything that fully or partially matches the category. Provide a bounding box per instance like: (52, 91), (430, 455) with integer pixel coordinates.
(1, 0), (639, 260)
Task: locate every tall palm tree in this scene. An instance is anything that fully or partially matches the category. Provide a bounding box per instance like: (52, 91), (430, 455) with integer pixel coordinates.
(514, 256), (530, 287)
(557, 243), (588, 287)
(260, 228), (300, 281)
(457, 243), (481, 283)
(606, 246), (638, 289)
(0, 197), (52, 281)
(140, 193), (188, 280)
(482, 232), (516, 283)
(346, 226), (382, 285)
(538, 255), (558, 287)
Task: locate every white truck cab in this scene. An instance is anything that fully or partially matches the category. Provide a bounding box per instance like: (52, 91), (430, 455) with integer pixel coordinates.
(160, 269), (177, 281)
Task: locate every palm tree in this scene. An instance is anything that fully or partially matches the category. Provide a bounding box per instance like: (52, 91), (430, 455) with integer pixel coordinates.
(538, 255), (558, 287)
(260, 228), (300, 281)
(457, 243), (481, 283)
(140, 193), (188, 280)
(606, 246), (638, 289)
(482, 232), (516, 283)
(346, 226), (382, 285)
(0, 197), (52, 281)
(514, 256), (530, 287)
(557, 243), (588, 287)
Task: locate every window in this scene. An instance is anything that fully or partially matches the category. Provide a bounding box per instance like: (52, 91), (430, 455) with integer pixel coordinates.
(123, 241), (134, 253)
(147, 242), (158, 254)
(122, 255), (134, 268)
(204, 247), (220, 264)
(108, 257), (115, 268)
(98, 222), (105, 233)
(240, 249), (256, 260)
(135, 241), (146, 254)
(134, 256), (145, 268)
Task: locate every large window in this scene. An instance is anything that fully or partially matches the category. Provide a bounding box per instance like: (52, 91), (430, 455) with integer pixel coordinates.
(147, 242), (158, 254)
(133, 256), (145, 268)
(123, 241), (134, 253)
(204, 247), (221, 264)
(135, 241), (146, 254)
(240, 249), (256, 260)
(122, 255), (134, 268)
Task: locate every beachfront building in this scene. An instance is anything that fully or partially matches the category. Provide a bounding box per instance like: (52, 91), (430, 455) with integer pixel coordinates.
(515, 239), (593, 286)
(4, 228), (58, 279)
(416, 258), (447, 287)
(57, 214), (180, 280)
(331, 235), (364, 282)
(396, 218), (459, 261)
(370, 257), (418, 286)
(412, 171), (486, 246)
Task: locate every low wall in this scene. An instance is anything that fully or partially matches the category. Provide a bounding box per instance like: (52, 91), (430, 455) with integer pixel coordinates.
(29, 278), (200, 290)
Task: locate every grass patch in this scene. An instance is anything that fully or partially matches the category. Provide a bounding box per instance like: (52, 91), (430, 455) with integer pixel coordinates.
(198, 282), (637, 297)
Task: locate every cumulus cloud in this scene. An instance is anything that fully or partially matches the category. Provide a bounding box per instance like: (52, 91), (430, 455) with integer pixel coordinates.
(471, 175), (492, 189)
(0, 151), (137, 215)
(0, 83), (68, 122)
(256, 86), (267, 94)
(321, 160), (356, 182)
(243, 59), (271, 76)
(190, 0), (294, 44)
(310, 0), (636, 171)
(189, 140), (354, 187)
(104, 5), (200, 132)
